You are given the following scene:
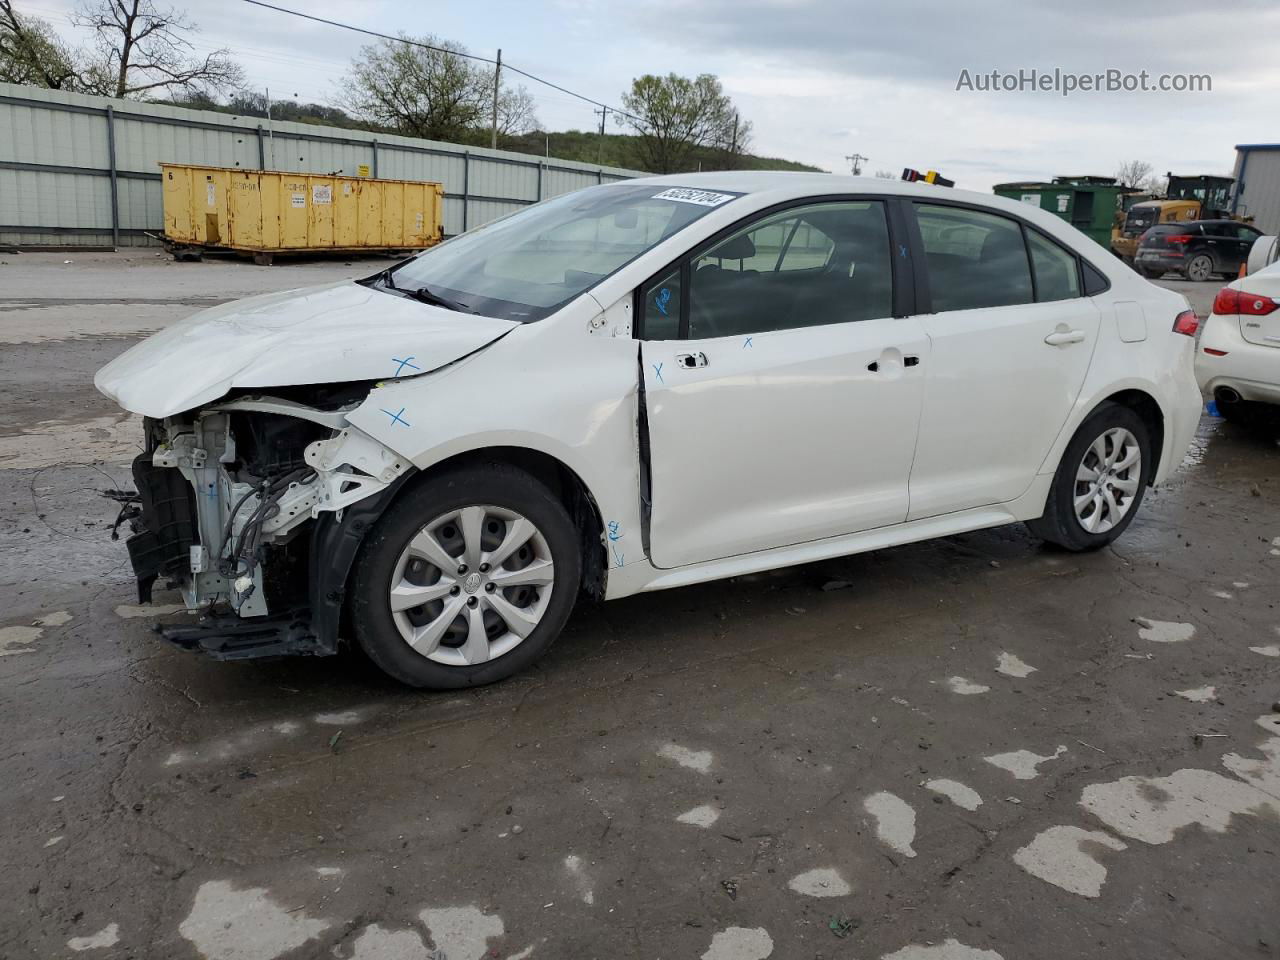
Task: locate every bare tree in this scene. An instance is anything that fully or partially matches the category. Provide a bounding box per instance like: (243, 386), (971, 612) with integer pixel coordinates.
(620, 73), (742, 174)
(344, 35), (537, 143)
(74, 0), (242, 99)
(0, 1), (82, 88)
(1116, 159), (1154, 192)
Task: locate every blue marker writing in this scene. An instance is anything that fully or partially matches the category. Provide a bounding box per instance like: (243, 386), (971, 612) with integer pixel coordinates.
(655, 287), (672, 316)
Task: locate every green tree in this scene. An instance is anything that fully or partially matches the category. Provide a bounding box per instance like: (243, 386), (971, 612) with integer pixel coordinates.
(0, 1), (82, 89)
(343, 35), (537, 143)
(620, 73), (748, 173)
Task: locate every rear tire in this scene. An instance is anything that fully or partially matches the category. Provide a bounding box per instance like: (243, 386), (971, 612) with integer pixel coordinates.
(1138, 266), (1162, 279)
(1185, 253), (1213, 282)
(1027, 403), (1153, 551)
(349, 463), (582, 689)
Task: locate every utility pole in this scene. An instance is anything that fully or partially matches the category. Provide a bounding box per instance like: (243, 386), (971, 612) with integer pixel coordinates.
(594, 106), (609, 165)
(729, 111), (739, 168)
(265, 87), (275, 169)
(845, 153), (868, 176)
(491, 49), (501, 150)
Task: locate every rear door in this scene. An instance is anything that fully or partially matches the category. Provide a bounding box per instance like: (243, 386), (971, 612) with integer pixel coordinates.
(639, 198), (929, 568)
(905, 202), (1102, 520)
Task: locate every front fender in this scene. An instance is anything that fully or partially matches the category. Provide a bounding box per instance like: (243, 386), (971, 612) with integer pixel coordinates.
(344, 309), (646, 575)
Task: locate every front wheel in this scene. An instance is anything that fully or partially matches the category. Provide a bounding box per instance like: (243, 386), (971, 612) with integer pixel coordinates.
(1027, 403), (1152, 551)
(350, 464), (582, 688)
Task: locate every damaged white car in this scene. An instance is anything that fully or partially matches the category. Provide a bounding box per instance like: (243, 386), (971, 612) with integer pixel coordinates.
(97, 173), (1202, 688)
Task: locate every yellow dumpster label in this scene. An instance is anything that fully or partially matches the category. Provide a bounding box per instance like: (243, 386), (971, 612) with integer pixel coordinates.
(313, 185), (332, 205)
(356, 164), (370, 177)
(206, 183), (216, 207)
(291, 193), (305, 208)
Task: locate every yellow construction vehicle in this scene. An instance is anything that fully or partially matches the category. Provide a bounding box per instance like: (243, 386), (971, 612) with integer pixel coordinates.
(1111, 174), (1236, 263)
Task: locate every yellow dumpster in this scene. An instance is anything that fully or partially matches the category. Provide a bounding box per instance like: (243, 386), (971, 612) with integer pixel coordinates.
(159, 163), (445, 264)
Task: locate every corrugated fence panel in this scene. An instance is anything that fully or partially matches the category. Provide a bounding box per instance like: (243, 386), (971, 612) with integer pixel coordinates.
(0, 81), (644, 248)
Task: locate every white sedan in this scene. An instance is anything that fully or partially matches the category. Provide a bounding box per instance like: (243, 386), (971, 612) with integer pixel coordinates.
(96, 172), (1203, 688)
(1196, 257), (1280, 421)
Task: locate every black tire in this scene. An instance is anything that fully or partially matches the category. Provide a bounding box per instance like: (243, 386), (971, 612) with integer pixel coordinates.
(1184, 253), (1213, 282)
(349, 463), (582, 689)
(1026, 402), (1153, 551)
(1138, 266), (1162, 279)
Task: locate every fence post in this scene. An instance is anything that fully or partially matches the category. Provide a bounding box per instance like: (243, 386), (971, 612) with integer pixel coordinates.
(105, 105), (120, 249)
(536, 162), (543, 202)
(597, 167), (603, 184)
(256, 125), (266, 169)
(372, 140), (379, 179)
(462, 152), (470, 232)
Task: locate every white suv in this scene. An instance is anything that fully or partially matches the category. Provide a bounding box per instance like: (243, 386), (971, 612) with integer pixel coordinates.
(96, 172), (1203, 688)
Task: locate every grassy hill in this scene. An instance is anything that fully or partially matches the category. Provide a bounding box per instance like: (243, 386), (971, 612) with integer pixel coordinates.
(498, 129), (824, 173)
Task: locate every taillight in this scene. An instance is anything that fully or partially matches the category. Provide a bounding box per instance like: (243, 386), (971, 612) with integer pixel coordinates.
(1166, 234), (1193, 245)
(1172, 310), (1200, 337)
(1212, 287), (1280, 316)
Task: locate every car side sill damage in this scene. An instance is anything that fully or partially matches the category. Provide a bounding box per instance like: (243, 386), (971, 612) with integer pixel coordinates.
(120, 395), (413, 659)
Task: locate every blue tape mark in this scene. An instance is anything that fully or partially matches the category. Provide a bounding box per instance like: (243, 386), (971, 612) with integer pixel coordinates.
(381, 406), (411, 427)
(652, 362), (664, 384)
(655, 287), (672, 316)
(742, 336), (753, 349)
(607, 520), (622, 541)
(899, 243), (908, 258)
(1205, 400), (1221, 418)
(611, 545), (624, 568)
(392, 355), (421, 377)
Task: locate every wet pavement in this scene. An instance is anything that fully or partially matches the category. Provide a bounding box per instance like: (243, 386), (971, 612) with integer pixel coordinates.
(1, 253), (1278, 960)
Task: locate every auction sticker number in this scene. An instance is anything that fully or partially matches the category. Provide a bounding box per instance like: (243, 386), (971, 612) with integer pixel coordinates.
(652, 188), (736, 207)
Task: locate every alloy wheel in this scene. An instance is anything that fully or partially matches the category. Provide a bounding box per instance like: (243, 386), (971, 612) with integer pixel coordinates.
(1187, 255), (1212, 282)
(388, 505), (555, 665)
(1073, 427), (1142, 534)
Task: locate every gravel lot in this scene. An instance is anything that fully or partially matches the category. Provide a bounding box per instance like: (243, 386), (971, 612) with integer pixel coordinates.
(1, 251), (1277, 960)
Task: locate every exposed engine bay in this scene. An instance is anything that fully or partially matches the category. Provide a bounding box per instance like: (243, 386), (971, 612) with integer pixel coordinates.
(122, 386), (413, 659)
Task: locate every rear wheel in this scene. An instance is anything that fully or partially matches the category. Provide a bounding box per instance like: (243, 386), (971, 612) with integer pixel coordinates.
(350, 464), (582, 688)
(1185, 253), (1213, 282)
(1027, 403), (1152, 551)
(1138, 266), (1163, 279)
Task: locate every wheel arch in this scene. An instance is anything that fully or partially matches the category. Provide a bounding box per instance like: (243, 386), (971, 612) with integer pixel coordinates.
(372, 444), (609, 600)
(1098, 388), (1166, 483)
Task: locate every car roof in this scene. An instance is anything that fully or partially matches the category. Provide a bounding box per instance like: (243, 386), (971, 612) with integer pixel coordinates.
(629, 169), (996, 208)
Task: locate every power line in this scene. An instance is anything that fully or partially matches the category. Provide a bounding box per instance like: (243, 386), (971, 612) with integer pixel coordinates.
(239, 0), (644, 124)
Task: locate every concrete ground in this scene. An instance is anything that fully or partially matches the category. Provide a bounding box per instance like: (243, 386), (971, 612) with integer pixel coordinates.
(1, 252), (1278, 960)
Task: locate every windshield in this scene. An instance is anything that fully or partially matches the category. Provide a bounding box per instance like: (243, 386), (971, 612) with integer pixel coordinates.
(382, 183), (739, 322)
(1126, 207), (1157, 230)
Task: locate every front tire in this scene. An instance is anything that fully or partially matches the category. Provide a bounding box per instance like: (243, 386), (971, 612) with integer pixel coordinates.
(350, 464), (582, 689)
(1027, 403), (1152, 551)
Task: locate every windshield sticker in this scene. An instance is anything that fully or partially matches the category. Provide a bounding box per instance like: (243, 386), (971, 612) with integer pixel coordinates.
(655, 287), (672, 315)
(652, 188), (736, 207)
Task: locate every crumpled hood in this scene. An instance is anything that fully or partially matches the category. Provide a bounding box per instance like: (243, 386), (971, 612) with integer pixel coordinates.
(95, 280), (518, 418)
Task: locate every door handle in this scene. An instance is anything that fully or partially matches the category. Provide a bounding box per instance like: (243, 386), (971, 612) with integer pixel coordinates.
(867, 354), (920, 372)
(675, 351), (708, 369)
(1044, 329), (1086, 346)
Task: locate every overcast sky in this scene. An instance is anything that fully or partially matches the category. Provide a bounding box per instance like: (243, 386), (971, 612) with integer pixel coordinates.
(21, 0), (1280, 189)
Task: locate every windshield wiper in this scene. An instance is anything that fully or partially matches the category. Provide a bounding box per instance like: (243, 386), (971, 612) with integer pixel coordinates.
(400, 284), (469, 313)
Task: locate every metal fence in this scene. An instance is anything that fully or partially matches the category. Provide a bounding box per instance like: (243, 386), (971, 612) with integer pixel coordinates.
(0, 82), (645, 248)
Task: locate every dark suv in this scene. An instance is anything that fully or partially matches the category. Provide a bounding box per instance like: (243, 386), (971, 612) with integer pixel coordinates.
(1136, 219), (1263, 282)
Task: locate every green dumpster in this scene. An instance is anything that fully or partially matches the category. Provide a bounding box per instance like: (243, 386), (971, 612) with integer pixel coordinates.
(993, 176), (1123, 249)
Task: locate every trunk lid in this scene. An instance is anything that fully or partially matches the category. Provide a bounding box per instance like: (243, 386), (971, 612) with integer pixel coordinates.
(1234, 267), (1280, 347)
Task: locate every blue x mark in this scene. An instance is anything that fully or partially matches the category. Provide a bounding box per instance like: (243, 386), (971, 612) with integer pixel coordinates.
(652, 362), (664, 384)
(899, 243), (908, 258)
(612, 545), (625, 568)
(743, 336), (753, 349)
(381, 406), (410, 427)
(392, 355), (421, 377)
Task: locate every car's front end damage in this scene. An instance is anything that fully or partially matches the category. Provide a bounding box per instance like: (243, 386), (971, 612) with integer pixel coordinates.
(95, 277), (521, 660)
(123, 389), (413, 658)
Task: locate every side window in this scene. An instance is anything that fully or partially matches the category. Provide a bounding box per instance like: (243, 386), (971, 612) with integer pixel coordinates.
(1027, 230), (1081, 302)
(685, 201), (892, 339)
(642, 267), (681, 340)
(915, 204), (1033, 311)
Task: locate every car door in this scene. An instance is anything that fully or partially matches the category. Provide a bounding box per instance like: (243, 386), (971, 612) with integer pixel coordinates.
(638, 198), (929, 569)
(905, 202), (1102, 520)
